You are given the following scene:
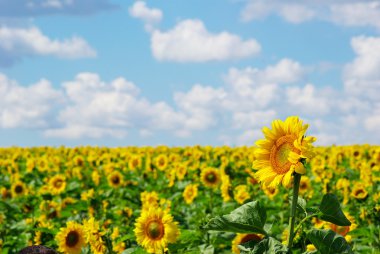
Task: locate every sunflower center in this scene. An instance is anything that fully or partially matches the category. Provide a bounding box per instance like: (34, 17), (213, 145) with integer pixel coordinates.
(66, 231), (79, 247)
(146, 220), (165, 240)
(206, 172), (217, 183)
(54, 179), (63, 188)
(240, 234), (262, 244)
(15, 185), (23, 193)
(270, 135), (299, 174)
(112, 176), (120, 184)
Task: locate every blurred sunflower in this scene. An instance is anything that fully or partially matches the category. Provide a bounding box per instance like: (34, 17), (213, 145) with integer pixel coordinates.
(48, 174), (66, 195)
(134, 207), (180, 253)
(252, 116), (316, 188)
(201, 167), (220, 188)
(351, 182), (368, 200)
(231, 233), (263, 254)
(107, 170), (123, 188)
(56, 221), (86, 254)
(220, 174), (232, 202)
(234, 185), (250, 204)
(128, 154), (142, 171)
(11, 181), (27, 197)
(183, 184), (198, 204)
(83, 217), (106, 254)
(154, 154), (168, 171)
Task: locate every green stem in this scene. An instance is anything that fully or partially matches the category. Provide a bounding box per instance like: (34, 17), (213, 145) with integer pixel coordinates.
(287, 173), (301, 249)
(293, 213), (318, 236)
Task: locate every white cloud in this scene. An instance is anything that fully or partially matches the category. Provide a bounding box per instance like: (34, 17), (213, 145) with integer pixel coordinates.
(330, 1), (380, 28)
(286, 84), (330, 115)
(343, 36), (380, 100)
(241, 1), (380, 29)
(151, 19), (261, 62)
(365, 103), (380, 132)
(0, 26), (96, 66)
(129, 1), (163, 32)
(0, 73), (62, 128)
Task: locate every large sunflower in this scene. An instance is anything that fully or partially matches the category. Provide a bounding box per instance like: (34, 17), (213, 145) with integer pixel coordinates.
(55, 221), (86, 254)
(252, 116), (315, 188)
(134, 207), (180, 253)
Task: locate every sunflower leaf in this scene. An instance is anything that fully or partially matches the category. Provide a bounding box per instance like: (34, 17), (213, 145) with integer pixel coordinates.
(319, 194), (351, 226)
(239, 237), (288, 254)
(307, 229), (353, 254)
(202, 201), (267, 235)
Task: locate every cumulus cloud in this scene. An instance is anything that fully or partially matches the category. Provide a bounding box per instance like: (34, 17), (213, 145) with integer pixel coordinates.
(286, 84), (331, 115)
(240, 0), (380, 29)
(0, 73), (62, 128)
(129, 1), (163, 32)
(0, 0), (117, 17)
(151, 19), (261, 62)
(343, 36), (380, 100)
(0, 26), (96, 66)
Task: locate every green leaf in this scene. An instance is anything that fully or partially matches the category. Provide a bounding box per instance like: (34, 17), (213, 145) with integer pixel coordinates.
(203, 201), (267, 235)
(121, 247), (146, 254)
(198, 244), (214, 254)
(289, 196), (307, 214)
(307, 229), (353, 254)
(239, 237), (288, 254)
(319, 194), (351, 226)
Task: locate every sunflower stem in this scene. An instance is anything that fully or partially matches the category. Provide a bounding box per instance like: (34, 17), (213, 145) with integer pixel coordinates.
(287, 172), (301, 249)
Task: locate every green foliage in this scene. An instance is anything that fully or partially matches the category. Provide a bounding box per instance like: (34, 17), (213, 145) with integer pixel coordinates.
(203, 201), (267, 235)
(239, 237), (288, 254)
(307, 229), (353, 254)
(319, 194), (351, 226)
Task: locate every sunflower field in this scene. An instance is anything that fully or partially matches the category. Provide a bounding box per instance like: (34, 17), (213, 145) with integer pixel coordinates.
(0, 120), (379, 253)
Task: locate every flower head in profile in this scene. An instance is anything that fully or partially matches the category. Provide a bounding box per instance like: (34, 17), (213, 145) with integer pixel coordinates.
(252, 116), (316, 188)
(134, 207), (180, 253)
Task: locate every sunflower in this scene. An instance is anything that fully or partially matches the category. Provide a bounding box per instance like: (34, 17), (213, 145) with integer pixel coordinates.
(11, 181), (27, 197)
(252, 116), (316, 188)
(48, 174), (66, 195)
(231, 233), (263, 254)
(134, 207), (180, 253)
(183, 184), (198, 204)
(83, 217), (106, 254)
(262, 185), (278, 200)
(141, 191), (159, 211)
(201, 167), (221, 188)
(351, 182), (368, 200)
(107, 170), (123, 188)
(55, 221), (86, 254)
(154, 154), (168, 171)
(220, 174), (232, 202)
(128, 154), (142, 171)
(234, 185), (250, 204)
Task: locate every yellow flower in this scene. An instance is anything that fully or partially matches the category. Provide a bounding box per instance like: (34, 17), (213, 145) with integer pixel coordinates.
(134, 207), (180, 253)
(83, 217), (106, 254)
(351, 182), (368, 200)
(234, 185), (250, 204)
(107, 170), (123, 188)
(252, 116), (316, 188)
(306, 244), (316, 251)
(262, 185), (278, 200)
(129, 154), (142, 171)
(231, 233), (263, 254)
(55, 221), (86, 254)
(141, 191), (159, 211)
(183, 184), (198, 204)
(154, 154), (169, 171)
(11, 181), (27, 198)
(220, 174), (232, 202)
(201, 167), (221, 188)
(48, 174), (66, 195)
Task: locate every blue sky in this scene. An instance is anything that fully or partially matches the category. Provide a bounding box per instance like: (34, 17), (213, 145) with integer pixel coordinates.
(0, 0), (379, 147)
